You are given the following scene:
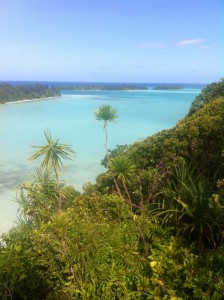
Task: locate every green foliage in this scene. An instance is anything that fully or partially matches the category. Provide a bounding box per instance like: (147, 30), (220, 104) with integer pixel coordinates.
(101, 144), (129, 168)
(109, 155), (135, 184)
(29, 208), (139, 299)
(1, 80), (224, 299)
(147, 237), (224, 299)
(145, 237), (197, 299)
(0, 241), (27, 299)
(56, 83), (148, 90)
(153, 85), (183, 90)
(125, 96), (224, 178)
(17, 169), (79, 224)
(97, 96), (224, 214)
(188, 78), (224, 115)
(0, 226), (49, 299)
(17, 169), (59, 223)
(30, 130), (75, 176)
(95, 104), (118, 162)
(126, 128), (176, 169)
(1, 185), (224, 299)
(0, 83), (60, 103)
(1, 194), (149, 299)
(109, 155), (136, 210)
(174, 97), (224, 177)
(153, 162), (224, 249)
(30, 130), (75, 212)
(193, 249), (224, 299)
(94, 104), (118, 126)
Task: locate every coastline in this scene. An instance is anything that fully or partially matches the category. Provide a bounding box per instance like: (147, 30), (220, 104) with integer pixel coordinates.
(4, 96), (58, 105)
(0, 87), (202, 234)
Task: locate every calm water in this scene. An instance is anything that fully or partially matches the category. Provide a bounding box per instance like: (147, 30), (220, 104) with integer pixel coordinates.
(0, 84), (203, 233)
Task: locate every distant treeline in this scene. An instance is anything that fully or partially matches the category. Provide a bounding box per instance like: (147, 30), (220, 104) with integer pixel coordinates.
(59, 84), (148, 90)
(0, 84), (61, 104)
(153, 85), (183, 90)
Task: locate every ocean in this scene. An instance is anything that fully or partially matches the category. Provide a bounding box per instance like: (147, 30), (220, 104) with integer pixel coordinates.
(0, 82), (204, 233)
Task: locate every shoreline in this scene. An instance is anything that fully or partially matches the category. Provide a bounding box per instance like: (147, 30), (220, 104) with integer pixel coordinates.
(4, 96), (58, 105)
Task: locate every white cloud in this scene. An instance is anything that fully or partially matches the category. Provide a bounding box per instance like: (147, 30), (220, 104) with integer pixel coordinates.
(140, 42), (165, 48)
(178, 38), (204, 47)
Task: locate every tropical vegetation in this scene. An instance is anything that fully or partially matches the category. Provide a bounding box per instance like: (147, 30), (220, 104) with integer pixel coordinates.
(153, 85), (183, 90)
(0, 83), (60, 104)
(58, 84), (148, 90)
(0, 79), (224, 299)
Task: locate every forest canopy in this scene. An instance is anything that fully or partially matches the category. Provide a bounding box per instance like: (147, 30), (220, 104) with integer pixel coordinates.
(0, 83), (61, 104)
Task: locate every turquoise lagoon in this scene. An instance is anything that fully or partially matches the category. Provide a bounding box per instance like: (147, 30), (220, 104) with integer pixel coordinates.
(0, 85), (203, 232)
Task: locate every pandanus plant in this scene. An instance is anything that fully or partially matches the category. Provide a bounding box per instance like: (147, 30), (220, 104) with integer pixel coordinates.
(154, 161), (224, 250)
(109, 155), (135, 211)
(30, 130), (75, 213)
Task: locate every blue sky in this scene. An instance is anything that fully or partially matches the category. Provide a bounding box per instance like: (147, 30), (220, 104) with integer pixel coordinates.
(0, 0), (223, 83)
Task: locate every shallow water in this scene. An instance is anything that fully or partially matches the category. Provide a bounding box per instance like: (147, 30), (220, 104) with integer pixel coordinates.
(0, 86), (202, 233)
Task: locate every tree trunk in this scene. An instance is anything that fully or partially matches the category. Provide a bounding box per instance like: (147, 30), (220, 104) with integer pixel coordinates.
(54, 168), (62, 213)
(105, 122), (123, 199)
(105, 121), (109, 162)
(122, 179), (133, 212)
(113, 177), (123, 200)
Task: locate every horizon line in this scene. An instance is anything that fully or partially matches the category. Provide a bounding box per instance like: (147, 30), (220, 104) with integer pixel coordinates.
(0, 80), (209, 85)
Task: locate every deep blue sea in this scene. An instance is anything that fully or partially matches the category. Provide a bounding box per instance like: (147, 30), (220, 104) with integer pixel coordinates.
(0, 82), (205, 232)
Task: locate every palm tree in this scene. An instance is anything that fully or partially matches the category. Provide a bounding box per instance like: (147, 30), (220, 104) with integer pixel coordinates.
(30, 130), (75, 212)
(95, 104), (118, 163)
(110, 155), (135, 211)
(95, 105), (121, 197)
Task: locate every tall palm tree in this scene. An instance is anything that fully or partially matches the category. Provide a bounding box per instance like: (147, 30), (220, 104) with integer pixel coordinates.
(30, 130), (75, 212)
(95, 105), (121, 197)
(95, 104), (118, 162)
(110, 155), (135, 211)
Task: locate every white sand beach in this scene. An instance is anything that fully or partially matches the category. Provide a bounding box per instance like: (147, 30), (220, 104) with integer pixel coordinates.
(5, 96), (57, 104)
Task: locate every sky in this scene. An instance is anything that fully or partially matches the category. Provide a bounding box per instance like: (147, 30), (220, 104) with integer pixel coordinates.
(0, 0), (223, 83)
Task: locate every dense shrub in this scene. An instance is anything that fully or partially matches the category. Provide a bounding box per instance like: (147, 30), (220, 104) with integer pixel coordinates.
(188, 78), (224, 115)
